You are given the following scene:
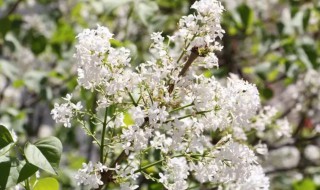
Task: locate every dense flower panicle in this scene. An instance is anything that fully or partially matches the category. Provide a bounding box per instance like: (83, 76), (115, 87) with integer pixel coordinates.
(74, 25), (113, 89)
(51, 0), (277, 189)
(75, 25), (139, 99)
(178, 0), (225, 45)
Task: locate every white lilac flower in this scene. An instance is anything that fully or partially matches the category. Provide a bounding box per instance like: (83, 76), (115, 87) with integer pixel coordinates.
(75, 25), (136, 94)
(74, 161), (108, 189)
(51, 103), (73, 128)
(251, 106), (278, 132)
(188, 140), (269, 189)
(75, 25), (113, 89)
(160, 157), (189, 190)
(175, 0), (225, 52)
(150, 131), (172, 153)
(51, 94), (82, 128)
(114, 113), (125, 128)
(128, 106), (145, 126)
(121, 126), (152, 154)
(224, 75), (260, 128)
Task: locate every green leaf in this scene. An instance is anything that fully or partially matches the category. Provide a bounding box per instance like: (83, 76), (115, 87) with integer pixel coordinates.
(261, 87), (274, 100)
(303, 9), (311, 31)
(0, 18), (11, 38)
(0, 125), (14, 149)
(24, 143), (56, 175)
(34, 177), (59, 190)
(293, 178), (316, 190)
(236, 4), (254, 33)
(0, 157), (20, 190)
(17, 162), (39, 183)
(0, 143), (15, 157)
(34, 137), (62, 169)
(0, 158), (11, 190)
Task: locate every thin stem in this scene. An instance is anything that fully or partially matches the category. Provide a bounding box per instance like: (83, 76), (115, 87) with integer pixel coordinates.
(168, 50), (199, 93)
(164, 109), (212, 123)
(100, 107), (108, 163)
(3, 0), (23, 18)
(176, 35), (196, 64)
(81, 123), (101, 146)
(128, 92), (138, 107)
(134, 154), (185, 174)
(25, 178), (31, 190)
(169, 103), (194, 113)
(134, 159), (164, 174)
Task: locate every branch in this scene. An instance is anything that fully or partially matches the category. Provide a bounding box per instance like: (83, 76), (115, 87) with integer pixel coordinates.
(4, 0), (23, 18)
(168, 48), (199, 94)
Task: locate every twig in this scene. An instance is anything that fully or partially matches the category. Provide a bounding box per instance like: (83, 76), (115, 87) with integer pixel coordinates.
(4, 0), (23, 18)
(168, 48), (199, 93)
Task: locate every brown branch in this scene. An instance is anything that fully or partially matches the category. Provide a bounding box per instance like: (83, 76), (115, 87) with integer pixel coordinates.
(98, 150), (128, 189)
(4, 0), (23, 17)
(168, 48), (199, 94)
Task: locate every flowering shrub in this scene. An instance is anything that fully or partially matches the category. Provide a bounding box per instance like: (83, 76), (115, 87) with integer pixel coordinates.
(50, 0), (272, 189)
(0, 0), (320, 190)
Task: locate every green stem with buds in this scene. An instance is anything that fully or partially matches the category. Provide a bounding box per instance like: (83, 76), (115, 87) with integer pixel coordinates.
(100, 107), (108, 163)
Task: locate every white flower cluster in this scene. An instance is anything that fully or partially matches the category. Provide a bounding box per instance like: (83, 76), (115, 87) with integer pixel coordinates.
(251, 106), (292, 143)
(190, 140), (269, 190)
(74, 25), (140, 101)
(178, 0), (225, 48)
(51, 0), (276, 189)
(74, 161), (108, 189)
(51, 94), (82, 128)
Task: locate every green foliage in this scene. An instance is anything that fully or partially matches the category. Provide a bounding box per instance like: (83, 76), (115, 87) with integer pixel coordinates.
(24, 143), (56, 175)
(17, 162), (39, 183)
(34, 137), (62, 169)
(0, 125), (62, 189)
(34, 177), (59, 190)
(293, 178), (317, 190)
(0, 125), (14, 149)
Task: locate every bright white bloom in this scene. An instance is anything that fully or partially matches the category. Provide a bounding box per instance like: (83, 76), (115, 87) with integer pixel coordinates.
(161, 157), (189, 190)
(203, 52), (219, 68)
(178, 0), (225, 45)
(188, 140), (269, 189)
(75, 25), (113, 89)
(51, 103), (73, 128)
(114, 113), (125, 128)
(74, 161), (108, 189)
(128, 106), (145, 126)
(121, 125), (152, 154)
(251, 106), (278, 132)
(51, 94), (82, 128)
